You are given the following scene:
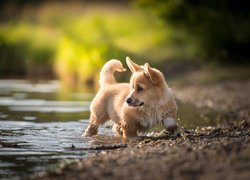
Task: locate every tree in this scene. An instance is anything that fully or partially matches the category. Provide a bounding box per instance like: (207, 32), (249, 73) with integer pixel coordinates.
(137, 0), (250, 63)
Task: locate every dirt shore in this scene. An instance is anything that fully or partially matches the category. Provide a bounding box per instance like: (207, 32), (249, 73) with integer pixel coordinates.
(34, 80), (250, 180)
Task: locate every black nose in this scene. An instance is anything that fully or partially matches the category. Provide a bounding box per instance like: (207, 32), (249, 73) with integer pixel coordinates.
(126, 98), (132, 104)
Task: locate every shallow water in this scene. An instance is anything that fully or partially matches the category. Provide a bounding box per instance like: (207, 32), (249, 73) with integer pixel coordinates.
(0, 80), (117, 179)
(0, 80), (222, 179)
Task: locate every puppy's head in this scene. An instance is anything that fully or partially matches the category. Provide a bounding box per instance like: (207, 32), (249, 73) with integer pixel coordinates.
(125, 57), (167, 107)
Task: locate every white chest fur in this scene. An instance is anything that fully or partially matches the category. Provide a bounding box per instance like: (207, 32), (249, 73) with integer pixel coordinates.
(138, 106), (166, 128)
(137, 87), (174, 129)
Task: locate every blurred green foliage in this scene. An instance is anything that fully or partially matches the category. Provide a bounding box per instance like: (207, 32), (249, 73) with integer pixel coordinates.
(0, 3), (198, 86)
(0, 23), (56, 78)
(1, 1), (249, 88)
(137, 0), (250, 63)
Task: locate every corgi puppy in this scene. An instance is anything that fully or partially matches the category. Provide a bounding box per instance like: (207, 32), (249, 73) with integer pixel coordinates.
(83, 57), (177, 138)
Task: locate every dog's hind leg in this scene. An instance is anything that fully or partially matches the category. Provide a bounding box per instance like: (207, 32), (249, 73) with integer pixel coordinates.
(82, 115), (100, 137)
(83, 112), (110, 136)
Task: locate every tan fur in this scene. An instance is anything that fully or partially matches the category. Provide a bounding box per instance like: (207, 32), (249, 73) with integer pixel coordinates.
(83, 57), (177, 138)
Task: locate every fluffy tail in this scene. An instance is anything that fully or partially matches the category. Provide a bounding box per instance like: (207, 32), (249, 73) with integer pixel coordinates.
(99, 59), (126, 87)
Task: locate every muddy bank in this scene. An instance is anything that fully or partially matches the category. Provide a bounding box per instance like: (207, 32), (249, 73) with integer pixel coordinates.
(174, 80), (250, 124)
(33, 80), (250, 180)
(35, 123), (249, 180)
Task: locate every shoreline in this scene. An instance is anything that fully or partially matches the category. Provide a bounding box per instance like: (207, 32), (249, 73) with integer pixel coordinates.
(33, 80), (250, 180)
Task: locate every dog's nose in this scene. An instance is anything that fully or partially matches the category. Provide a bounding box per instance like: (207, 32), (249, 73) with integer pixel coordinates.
(126, 98), (132, 104)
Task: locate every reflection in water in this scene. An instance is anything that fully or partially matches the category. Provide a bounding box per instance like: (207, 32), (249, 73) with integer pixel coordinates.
(0, 80), (59, 93)
(176, 101), (222, 129)
(0, 120), (118, 179)
(0, 80), (223, 179)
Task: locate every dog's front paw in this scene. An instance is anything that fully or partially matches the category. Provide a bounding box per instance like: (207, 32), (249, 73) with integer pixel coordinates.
(122, 129), (138, 139)
(163, 118), (178, 133)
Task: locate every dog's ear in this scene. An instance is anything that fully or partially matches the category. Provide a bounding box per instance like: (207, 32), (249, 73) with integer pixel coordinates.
(144, 63), (153, 80)
(126, 57), (143, 73)
(144, 63), (162, 85)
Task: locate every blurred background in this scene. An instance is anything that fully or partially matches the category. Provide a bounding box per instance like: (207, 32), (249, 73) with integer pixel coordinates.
(0, 0), (249, 88)
(0, 1), (250, 178)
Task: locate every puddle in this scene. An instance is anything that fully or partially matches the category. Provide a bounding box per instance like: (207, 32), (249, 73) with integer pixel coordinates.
(0, 80), (225, 179)
(176, 101), (223, 129)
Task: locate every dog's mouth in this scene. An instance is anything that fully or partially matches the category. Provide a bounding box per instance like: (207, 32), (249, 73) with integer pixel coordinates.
(126, 97), (144, 107)
(127, 101), (144, 107)
(139, 102), (144, 106)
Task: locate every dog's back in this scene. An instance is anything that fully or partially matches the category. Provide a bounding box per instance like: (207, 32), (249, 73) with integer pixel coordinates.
(90, 83), (129, 123)
(96, 59), (130, 121)
(83, 60), (128, 136)
(90, 60), (129, 125)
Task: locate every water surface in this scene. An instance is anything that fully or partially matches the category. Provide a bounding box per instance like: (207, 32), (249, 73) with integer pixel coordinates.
(0, 80), (115, 179)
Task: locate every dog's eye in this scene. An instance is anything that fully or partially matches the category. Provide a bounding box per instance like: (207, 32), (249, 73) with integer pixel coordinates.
(137, 85), (143, 92)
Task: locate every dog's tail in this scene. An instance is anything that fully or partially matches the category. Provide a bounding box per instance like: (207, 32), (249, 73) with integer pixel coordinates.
(99, 59), (126, 87)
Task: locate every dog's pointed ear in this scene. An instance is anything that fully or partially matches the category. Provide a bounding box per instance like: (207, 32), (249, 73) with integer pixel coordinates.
(126, 57), (143, 73)
(144, 63), (162, 85)
(144, 63), (153, 80)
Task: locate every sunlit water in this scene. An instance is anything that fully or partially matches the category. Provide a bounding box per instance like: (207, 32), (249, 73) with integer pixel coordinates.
(0, 80), (222, 179)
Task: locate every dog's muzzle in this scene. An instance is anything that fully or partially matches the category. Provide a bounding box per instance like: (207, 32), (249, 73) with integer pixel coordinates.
(126, 98), (133, 104)
(126, 98), (144, 107)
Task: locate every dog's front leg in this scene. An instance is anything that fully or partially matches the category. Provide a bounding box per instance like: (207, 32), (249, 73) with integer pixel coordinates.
(82, 116), (99, 137)
(121, 120), (138, 139)
(112, 123), (123, 136)
(162, 109), (178, 133)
